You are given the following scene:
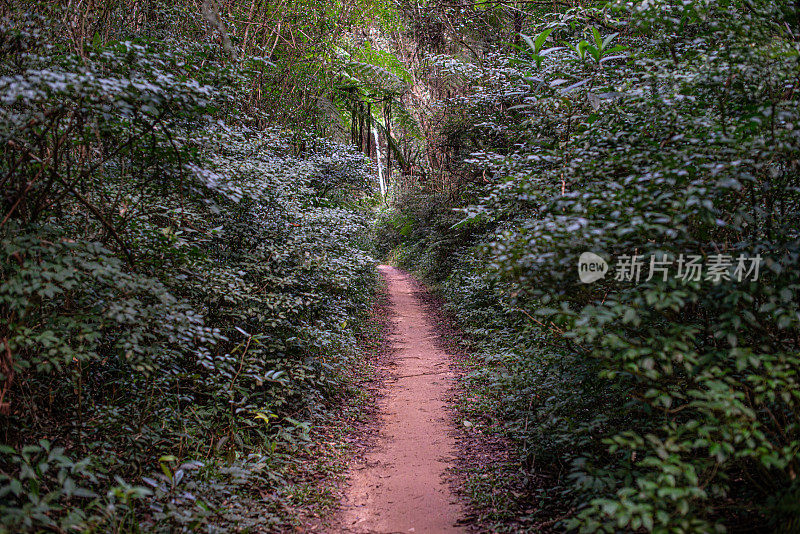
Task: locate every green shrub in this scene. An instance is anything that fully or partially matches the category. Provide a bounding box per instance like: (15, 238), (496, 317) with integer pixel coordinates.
(0, 14), (378, 530)
(387, 1), (800, 531)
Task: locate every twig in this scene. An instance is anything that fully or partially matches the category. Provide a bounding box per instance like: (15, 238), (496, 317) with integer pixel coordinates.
(0, 338), (14, 416)
(516, 307), (586, 350)
(228, 333), (254, 392)
(392, 370), (451, 379)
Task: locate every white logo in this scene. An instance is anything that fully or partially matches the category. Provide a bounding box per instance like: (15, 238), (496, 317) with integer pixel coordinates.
(578, 252), (608, 283)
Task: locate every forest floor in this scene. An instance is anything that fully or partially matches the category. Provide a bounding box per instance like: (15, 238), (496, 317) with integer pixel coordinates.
(332, 265), (467, 533)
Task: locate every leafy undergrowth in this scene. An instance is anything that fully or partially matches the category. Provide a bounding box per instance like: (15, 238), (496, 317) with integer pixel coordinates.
(378, 2), (800, 532)
(284, 280), (393, 531)
(0, 15), (382, 532)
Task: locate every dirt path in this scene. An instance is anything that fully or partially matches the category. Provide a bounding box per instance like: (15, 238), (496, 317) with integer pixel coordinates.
(337, 265), (465, 533)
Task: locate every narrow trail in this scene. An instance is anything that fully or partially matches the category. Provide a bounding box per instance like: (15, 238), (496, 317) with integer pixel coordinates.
(337, 265), (465, 533)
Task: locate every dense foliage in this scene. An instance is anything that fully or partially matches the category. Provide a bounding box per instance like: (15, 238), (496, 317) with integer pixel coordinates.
(0, 4), (381, 531)
(3, 0), (800, 532)
(379, 0), (800, 532)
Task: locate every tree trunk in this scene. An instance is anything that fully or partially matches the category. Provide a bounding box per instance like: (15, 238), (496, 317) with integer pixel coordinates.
(385, 102), (391, 185)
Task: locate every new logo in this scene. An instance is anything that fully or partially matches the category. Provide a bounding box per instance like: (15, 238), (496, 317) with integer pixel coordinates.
(578, 252), (608, 283)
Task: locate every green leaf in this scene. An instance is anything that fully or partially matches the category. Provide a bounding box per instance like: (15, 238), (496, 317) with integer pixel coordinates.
(592, 27), (602, 50)
(534, 28), (554, 53)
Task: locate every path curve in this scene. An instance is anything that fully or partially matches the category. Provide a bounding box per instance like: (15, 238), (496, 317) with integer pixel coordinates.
(337, 265), (465, 533)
